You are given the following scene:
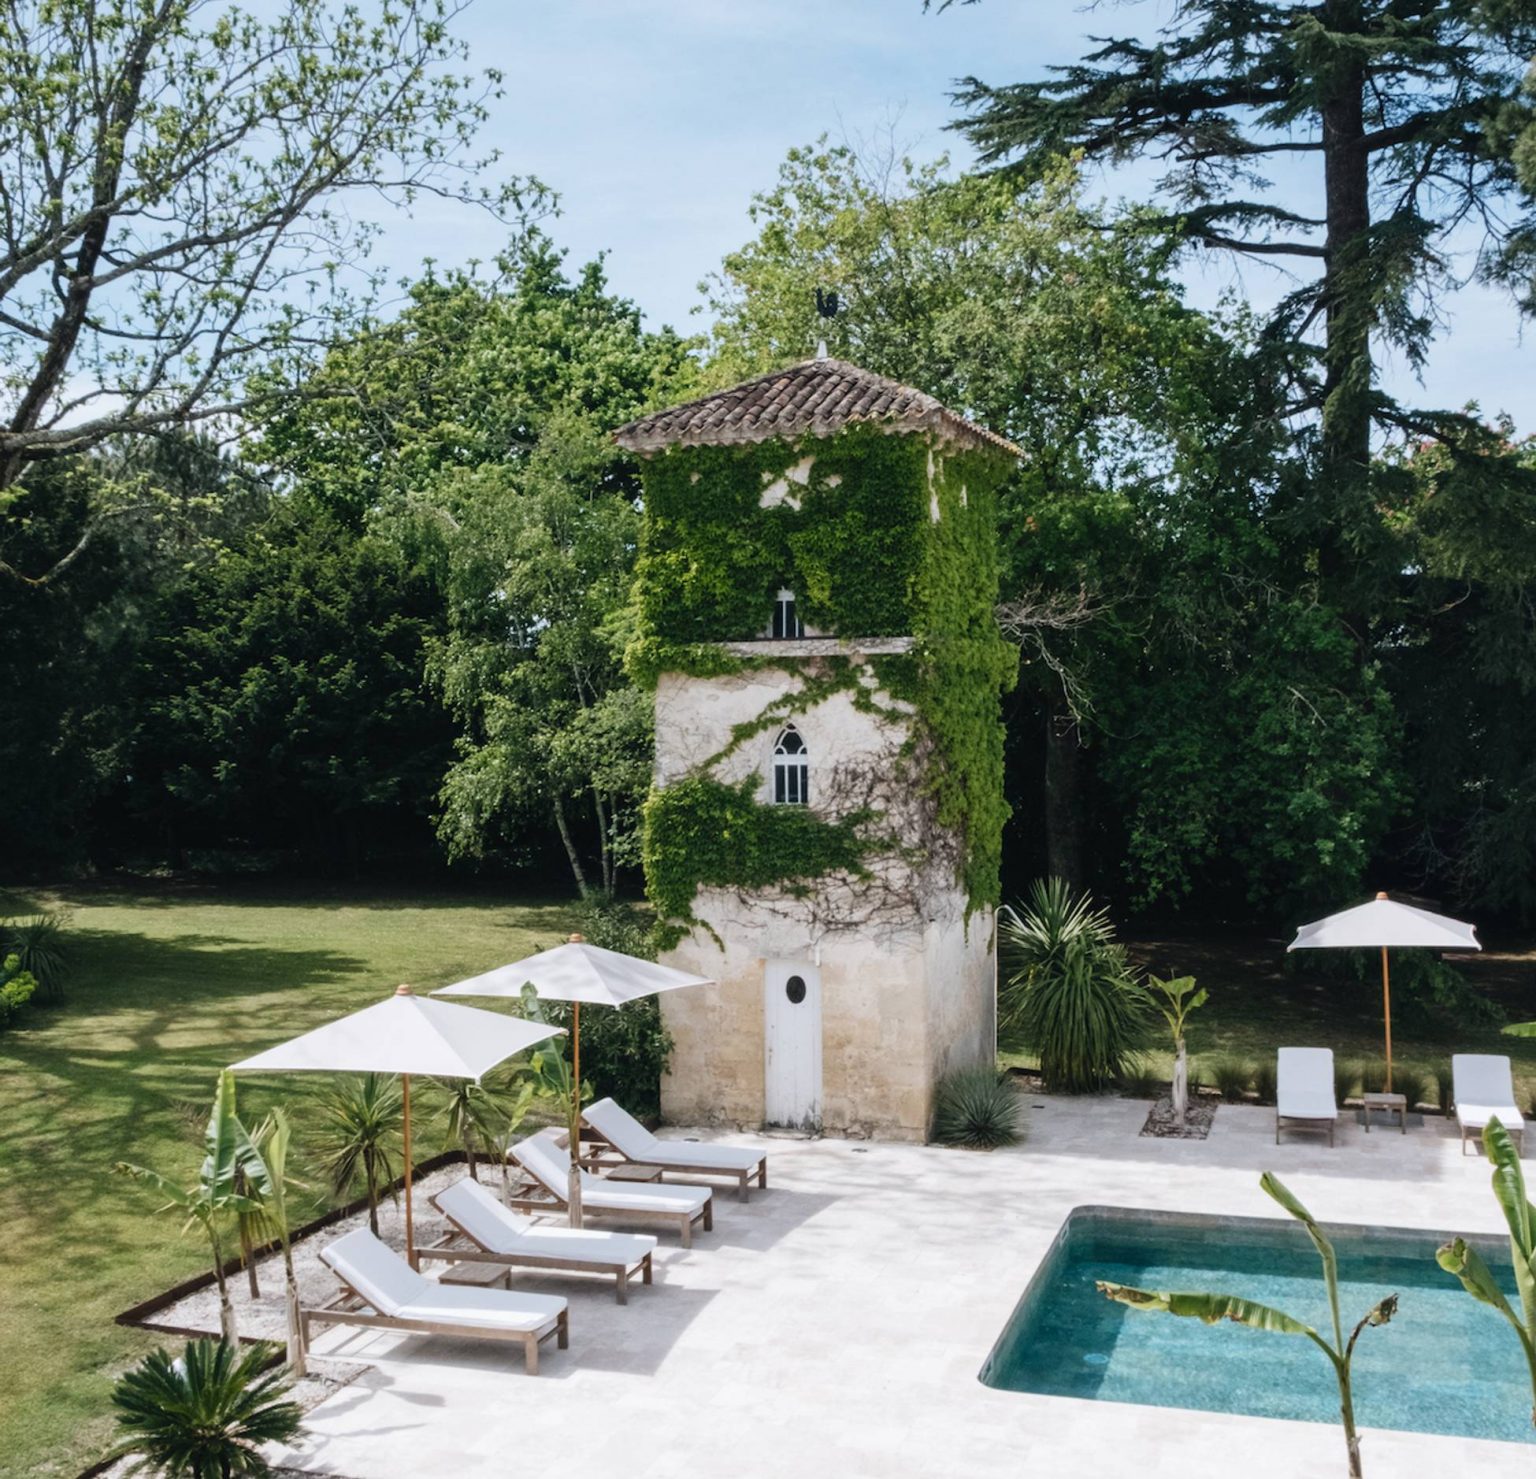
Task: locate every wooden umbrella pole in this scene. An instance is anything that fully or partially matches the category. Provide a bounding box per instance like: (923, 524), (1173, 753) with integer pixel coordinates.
(403, 1070), (415, 1268)
(1381, 945), (1393, 1093)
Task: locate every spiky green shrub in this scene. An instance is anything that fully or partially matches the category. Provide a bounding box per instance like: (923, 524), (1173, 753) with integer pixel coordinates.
(1118, 1062), (1162, 1099)
(109, 1338), (302, 1478)
(1334, 1058), (1360, 1108)
(932, 1067), (1022, 1148)
(1252, 1059), (1278, 1106)
(998, 878), (1151, 1093)
(1434, 1064), (1455, 1116)
(1210, 1056), (1252, 1103)
(1397, 1068), (1430, 1111)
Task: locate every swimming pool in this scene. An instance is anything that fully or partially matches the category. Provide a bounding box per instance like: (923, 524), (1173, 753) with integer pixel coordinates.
(981, 1206), (1533, 1445)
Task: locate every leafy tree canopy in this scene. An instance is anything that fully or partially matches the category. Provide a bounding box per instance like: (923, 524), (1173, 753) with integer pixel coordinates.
(0, 0), (528, 587)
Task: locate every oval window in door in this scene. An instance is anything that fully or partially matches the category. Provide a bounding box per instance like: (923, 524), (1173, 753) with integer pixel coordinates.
(785, 974), (807, 1005)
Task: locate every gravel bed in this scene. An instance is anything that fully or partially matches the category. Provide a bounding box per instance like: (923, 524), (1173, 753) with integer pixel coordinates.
(148, 1160), (509, 1343)
(1139, 1093), (1219, 1139)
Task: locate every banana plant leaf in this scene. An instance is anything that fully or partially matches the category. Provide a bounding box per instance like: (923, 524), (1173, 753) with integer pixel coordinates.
(1097, 1281), (1336, 1357)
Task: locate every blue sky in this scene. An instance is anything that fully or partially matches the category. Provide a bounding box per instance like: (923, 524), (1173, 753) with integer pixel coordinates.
(378, 0), (1530, 428)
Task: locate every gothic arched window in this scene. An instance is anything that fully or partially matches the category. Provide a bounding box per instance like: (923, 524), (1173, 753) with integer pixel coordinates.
(771, 587), (804, 640)
(773, 726), (809, 806)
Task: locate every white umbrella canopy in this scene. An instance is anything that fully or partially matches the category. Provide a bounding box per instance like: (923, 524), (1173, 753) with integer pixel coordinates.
(434, 936), (716, 1226)
(434, 938), (715, 1007)
(1288, 892), (1481, 1090)
(231, 988), (562, 1077)
(231, 986), (563, 1262)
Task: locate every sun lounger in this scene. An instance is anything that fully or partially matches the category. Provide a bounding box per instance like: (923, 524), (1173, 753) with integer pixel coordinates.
(1452, 1054), (1526, 1155)
(302, 1227), (568, 1374)
(510, 1127), (713, 1247)
(1275, 1047), (1338, 1145)
(582, 1097), (767, 1202)
(421, 1176), (656, 1304)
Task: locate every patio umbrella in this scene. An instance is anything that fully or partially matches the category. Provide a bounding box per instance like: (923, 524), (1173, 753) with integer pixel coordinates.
(1287, 892), (1480, 1091)
(230, 985), (563, 1264)
(434, 934), (714, 1224)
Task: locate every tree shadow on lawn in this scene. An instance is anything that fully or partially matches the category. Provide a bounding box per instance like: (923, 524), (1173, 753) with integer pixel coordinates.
(0, 930), (376, 1266)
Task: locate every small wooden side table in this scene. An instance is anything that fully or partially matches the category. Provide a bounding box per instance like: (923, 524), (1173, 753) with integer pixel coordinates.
(438, 1259), (512, 1291)
(1362, 1091), (1408, 1133)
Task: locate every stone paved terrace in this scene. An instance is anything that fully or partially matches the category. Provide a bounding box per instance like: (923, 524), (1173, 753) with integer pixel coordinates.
(276, 1096), (1531, 1479)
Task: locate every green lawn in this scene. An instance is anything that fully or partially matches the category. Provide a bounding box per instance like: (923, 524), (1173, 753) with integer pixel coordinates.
(0, 881), (579, 1479)
(999, 925), (1536, 1104)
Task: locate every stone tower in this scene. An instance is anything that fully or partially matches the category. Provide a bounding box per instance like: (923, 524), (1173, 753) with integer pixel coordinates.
(614, 357), (1019, 1140)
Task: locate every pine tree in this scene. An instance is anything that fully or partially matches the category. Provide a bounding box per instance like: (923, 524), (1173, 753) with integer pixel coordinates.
(943, 1), (1536, 617)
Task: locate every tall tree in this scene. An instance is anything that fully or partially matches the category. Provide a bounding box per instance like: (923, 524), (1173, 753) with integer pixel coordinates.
(127, 501), (453, 872)
(706, 143), (1396, 912)
(942, 0), (1536, 627)
(0, 0), (528, 587)
(276, 236), (693, 892)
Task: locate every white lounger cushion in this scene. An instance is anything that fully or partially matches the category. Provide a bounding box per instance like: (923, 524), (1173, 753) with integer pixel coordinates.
(514, 1129), (710, 1215)
(1453, 1055), (1525, 1132)
(584, 1097), (763, 1172)
(1277, 1048), (1337, 1120)
(436, 1177), (656, 1262)
(321, 1227), (565, 1332)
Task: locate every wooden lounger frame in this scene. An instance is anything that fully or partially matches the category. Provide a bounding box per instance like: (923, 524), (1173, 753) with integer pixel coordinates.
(1459, 1116), (1525, 1155)
(300, 1279), (568, 1375)
(1275, 1110), (1336, 1146)
(417, 1209), (653, 1305)
(581, 1128), (768, 1203)
(507, 1152), (713, 1248)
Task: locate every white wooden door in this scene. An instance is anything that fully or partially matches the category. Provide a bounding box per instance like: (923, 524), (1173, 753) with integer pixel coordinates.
(763, 959), (822, 1130)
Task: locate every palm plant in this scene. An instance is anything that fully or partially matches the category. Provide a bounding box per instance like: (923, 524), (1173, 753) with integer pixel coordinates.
(108, 1338), (302, 1479)
(1436, 1118), (1536, 1429)
(431, 1071), (528, 1182)
(1099, 1173), (1397, 1478)
(117, 1071), (270, 1344)
(250, 1109), (308, 1376)
(312, 1073), (401, 1236)
(1147, 974), (1207, 1122)
(998, 877), (1150, 1093)
(1, 911), (69, 1001)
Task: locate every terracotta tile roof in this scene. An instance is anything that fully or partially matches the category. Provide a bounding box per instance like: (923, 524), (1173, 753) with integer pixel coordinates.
(612, 357), (1021, 458)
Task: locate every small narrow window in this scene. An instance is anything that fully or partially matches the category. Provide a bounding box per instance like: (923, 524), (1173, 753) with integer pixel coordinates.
(771, 588), (804, 640)
(773, 726), (809, 806)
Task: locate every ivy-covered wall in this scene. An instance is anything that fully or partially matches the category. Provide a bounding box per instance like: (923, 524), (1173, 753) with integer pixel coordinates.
(631, 423), (1016, 943)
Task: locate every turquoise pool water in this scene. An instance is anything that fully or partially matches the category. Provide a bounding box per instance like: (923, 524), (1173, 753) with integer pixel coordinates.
(981, 1206), (1533, 1445)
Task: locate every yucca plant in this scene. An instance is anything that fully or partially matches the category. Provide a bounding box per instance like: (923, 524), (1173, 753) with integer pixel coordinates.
(932, 1067), (1022, 1148)
(1437, 1118), (1536, 1429)
(312, 1074), (402, 1236)
(1101, 1173), (1397, 1477)
(998, 877), (1151, 1093)
(117, 1072), (270, 1344)
(108, 1338), (302, 1478)
(1, 912), (69, 1001)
